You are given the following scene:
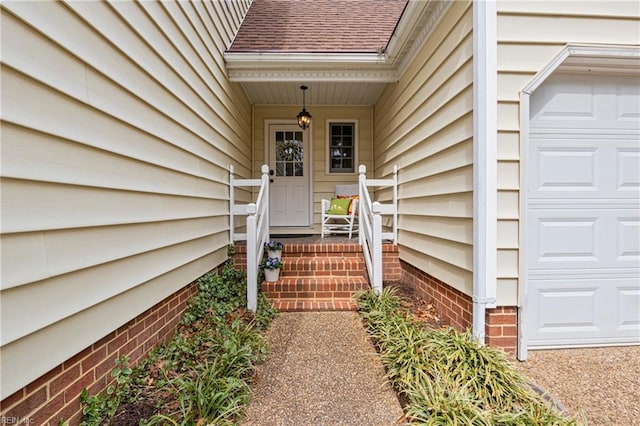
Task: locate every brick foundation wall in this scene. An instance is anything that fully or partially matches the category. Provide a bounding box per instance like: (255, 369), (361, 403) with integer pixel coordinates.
(485, 306), (518, 354)
(400, 260), (518, 354)
(0, 281), (198, 425)
(400, 260), (472, 331)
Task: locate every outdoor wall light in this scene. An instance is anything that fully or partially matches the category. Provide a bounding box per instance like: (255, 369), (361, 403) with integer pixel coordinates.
(296, 85), (312, 130)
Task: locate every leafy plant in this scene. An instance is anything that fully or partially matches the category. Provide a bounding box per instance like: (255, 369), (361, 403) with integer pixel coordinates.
(80, 356), (133, 425)
(260, 256), (283, 270)
(263, 241), (283, 251)
(80, 257), (277, 425)
(355, 289), (581, 425)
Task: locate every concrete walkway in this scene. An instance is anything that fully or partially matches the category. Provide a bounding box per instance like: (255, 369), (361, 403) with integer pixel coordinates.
(240, 312), (404, 426)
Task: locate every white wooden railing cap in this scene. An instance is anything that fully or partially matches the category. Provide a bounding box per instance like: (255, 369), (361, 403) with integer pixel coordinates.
(359, 164), (366, 174)
(261, 164), (269, 174)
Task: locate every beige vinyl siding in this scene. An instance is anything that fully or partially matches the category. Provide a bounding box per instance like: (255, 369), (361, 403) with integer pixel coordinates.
(252, 105), (373, 233)
(494, 0), (640, 305)
(374, 1), (474, 296)
(0, 1), (251, 398)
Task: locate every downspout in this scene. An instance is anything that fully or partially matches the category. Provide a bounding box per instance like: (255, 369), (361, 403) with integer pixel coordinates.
(472, 0), (498, 344)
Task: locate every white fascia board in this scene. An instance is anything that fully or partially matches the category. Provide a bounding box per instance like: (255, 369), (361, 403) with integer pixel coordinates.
(385, 0), (430, 63)
(225, 52), (388, 65)
(225, 52), (398, 82)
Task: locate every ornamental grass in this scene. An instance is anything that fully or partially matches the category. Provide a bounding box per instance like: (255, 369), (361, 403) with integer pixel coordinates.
(356, 288), (583, 425)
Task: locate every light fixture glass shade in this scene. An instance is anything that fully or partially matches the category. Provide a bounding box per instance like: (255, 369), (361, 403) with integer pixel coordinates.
(297, 108), (311, 130)
(297, 85), (311, 130)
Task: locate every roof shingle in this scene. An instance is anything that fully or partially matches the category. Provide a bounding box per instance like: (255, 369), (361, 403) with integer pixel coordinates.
(228, 0), (408, 53)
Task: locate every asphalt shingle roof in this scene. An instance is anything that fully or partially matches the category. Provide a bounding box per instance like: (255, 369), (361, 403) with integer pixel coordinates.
(228, 0), (408, 53)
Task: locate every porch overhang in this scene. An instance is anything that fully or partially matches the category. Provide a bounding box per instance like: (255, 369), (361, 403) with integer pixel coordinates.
(223, 0), (452, 106)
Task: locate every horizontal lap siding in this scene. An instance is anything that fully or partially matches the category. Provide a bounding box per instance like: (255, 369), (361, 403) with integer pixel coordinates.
(0, 0), (251, 398)
(495, 0), (640, 305)
(374, 1), (474, 296)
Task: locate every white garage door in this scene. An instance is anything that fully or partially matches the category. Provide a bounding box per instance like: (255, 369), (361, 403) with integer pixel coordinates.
(526, 73), (640, 348)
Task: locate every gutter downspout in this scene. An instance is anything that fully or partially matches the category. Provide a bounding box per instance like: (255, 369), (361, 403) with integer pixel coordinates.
(472, 0), (498, 344)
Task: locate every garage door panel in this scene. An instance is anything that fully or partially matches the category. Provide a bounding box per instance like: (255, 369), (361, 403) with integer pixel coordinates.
(532, 75), (640, 130)
(535, 147), (598, 192)
(530, 137), (639, 198)
(528, 277), (640, 347)
(530, 209), (640, 270)
(526, 73), (640, 349)
(618, 287), (640, 330)
(617, 148), (640, 190)
(616, 81), (640, 122)
(530, 215), (599, 267)
(617, 218), (640, 261)
(534, 283), (598, 331)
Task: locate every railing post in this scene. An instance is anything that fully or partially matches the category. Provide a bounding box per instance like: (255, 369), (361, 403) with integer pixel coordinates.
(246, 208), (257, 312)
(358, 165), (366, 245)
(372, 202), (383, 294)
(229, 164), (235, 244)
(392, 165), (398, 244)
(261, 164), (270, 244)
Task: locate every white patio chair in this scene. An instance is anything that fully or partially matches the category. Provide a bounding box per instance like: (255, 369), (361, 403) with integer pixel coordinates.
(321, 184), (359, 238)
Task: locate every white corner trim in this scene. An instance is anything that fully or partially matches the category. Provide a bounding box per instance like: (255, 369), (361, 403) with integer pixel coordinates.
(472, 0), (498, 345)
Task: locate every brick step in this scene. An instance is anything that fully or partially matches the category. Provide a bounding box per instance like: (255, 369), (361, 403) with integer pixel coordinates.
(270, 298), (358, 312)
(281, 257), (366, 276)
(262, 276), (369, 298)
(262, 276), (367, 312)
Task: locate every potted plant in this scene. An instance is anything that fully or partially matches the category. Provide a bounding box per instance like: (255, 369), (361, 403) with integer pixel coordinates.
(264, 241), (284, 259)
(261, 256), (283, 282)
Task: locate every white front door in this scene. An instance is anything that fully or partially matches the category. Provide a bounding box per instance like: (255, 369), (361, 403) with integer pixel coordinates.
(525, 73), (640, 348)
(268, 125), (310, 227)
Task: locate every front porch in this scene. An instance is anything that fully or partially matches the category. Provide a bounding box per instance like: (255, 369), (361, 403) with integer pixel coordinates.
(232, 235), (401, 311)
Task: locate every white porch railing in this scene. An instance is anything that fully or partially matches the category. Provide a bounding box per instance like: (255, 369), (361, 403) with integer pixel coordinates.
(358, 165), (398, 294)
(230, 164), (270, 312)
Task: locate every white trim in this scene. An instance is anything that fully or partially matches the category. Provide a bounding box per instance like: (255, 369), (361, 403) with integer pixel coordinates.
(225, 52), (388, 65)
(472, 0), (498, 345)
(325, 119), (359, 175)
(517, 44), (640, 361)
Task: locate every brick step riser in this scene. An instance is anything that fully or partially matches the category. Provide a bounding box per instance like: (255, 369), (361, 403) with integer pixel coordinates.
(281, 259), (366, 274)
(270, 299), (358, 312)
(262, 280), (370, 293)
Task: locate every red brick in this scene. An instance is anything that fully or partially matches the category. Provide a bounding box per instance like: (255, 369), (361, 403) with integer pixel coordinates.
(31, 391), (64, 424)
(50, 365), (81, 397)
(95, 353), (118, 379)
(3, 386), (46, 420)
(107, 331), (128, 355)
(65, 371), (95, 404)
(0, 388), (25, 412)
(487, 313), (517, 326)
(81, 347), (106, 374)
(502, 325), (518, 337)
(486, 326), (503, 337)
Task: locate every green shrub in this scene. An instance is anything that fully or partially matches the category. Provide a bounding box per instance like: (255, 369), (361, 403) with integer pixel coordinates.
(80, 257), (276, 425)
(355, 289), (581, 425)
